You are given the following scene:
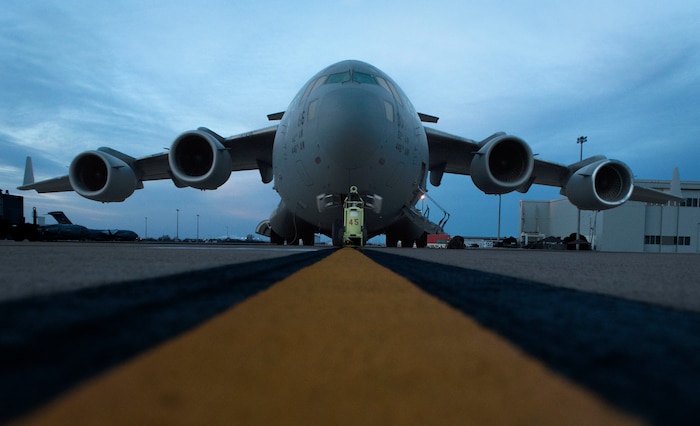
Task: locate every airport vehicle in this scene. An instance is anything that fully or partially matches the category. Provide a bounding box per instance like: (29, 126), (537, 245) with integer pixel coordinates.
(0, 192), (85, 240)
(0, 191), (32, 240)
(427, 234), (451, 249)
(342, 186), (367, 247)
(18, 60), (680, 247)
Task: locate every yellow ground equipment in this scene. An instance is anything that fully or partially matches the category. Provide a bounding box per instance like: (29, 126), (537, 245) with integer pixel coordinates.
(343, 186), (366, 247)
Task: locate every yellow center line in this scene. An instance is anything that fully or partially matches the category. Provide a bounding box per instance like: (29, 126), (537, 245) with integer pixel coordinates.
(16, 248), (641, 425)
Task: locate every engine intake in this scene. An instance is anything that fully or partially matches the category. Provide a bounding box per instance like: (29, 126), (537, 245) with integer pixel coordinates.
(470, 134), (534, 194)
(565, 159), (634, 210)
(69, 150), (138, 202)
(169, 130), (233, 189)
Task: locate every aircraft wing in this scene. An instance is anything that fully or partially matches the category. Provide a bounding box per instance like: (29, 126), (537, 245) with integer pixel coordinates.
(629, 185), (682, 204)
(527, 158), (682, 205)
(425, 127), (682, 206)
(19, 125), (278, 193)
(133, 125), (277, 184)
(18, 175), (72, 193)
(424, 127), (479, 176)
(191, 125), (277, 178)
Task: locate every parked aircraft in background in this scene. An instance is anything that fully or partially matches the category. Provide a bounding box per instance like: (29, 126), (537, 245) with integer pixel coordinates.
(19, 60), (680, 246)
(44, 211), (138, 241)
(33, 211), (89, 241)
(32, 211), (138, 241)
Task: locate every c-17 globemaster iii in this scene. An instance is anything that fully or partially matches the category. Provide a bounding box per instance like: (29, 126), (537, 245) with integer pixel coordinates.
(19, 60), (679, 247)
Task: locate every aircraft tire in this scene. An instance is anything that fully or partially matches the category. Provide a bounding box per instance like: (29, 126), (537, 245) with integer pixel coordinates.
(385, 233), (398, 248)
(332, 220), (344, 247)
(289, 229), (314, 246)
(415, 232), (428, 248)
(270, 230), (285, 245)
(301, 229), (315, 246)
(399, 239), (414, 248)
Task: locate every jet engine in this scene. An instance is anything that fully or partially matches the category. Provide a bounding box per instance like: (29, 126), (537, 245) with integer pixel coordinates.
(69, 150), (138, 202)
(564, 159), (634, 210)
(470, 134), (534, 194)
(169, 129), (233, 189)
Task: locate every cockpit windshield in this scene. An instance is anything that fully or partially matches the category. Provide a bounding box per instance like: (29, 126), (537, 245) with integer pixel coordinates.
(326, 71), (351, 84)
(352, 71), (377, 84)
(319, 68), (399, 103)
(324, 70), (379, 85)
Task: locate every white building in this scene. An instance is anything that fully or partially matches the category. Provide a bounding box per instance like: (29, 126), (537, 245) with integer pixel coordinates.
(519, 175), (700, 252)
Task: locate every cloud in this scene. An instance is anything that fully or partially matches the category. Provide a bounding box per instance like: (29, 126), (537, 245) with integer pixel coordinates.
(1, 0), (699, 238)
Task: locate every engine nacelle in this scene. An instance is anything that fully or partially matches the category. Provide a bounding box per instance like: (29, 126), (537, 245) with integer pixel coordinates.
(169, 130), (233, 189)
(69, 150), (138, 202)
(565, 159), (634, 210)
(470, 134), (534, 194)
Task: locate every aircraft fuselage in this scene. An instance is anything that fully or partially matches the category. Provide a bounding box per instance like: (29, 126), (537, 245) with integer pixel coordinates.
(271, 60), (428, 243)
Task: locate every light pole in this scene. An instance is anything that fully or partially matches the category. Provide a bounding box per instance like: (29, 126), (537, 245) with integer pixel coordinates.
(577, 136), (587, 162)
(176, 209), (180, 241)
(576, 136), (587, 250)
(497, 194), (502, 243)
(196, 214), (200, 242)
(145, 217), (148, 239)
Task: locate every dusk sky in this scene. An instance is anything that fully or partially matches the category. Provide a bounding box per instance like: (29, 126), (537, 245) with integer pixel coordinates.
(1, 1), (698, 241)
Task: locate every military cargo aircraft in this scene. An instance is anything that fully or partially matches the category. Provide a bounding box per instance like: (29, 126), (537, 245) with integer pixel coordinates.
(19, 60), (679, 246)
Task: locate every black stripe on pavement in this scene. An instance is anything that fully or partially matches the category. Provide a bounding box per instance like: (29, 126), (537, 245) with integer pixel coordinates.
(0, 248), (333, 422)
(364, 249), (700, 426)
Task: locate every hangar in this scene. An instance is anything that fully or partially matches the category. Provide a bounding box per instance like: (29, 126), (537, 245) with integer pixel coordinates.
(519, 170), (700, 252)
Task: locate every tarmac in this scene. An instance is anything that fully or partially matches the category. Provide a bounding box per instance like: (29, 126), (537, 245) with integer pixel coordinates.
(0, 241), (319, 302)
(374, 247), (700, 312)
(1, 241), (699, 424)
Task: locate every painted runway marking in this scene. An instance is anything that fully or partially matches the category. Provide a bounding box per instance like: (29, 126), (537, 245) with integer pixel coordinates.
(365, 249), (700, 425)
(16, 248), (639, 425)
(149, 245), (321, 252)
(0, 249), (332, 423)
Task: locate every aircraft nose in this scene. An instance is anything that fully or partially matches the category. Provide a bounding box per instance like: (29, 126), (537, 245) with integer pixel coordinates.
(316, 88), (386, 169)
